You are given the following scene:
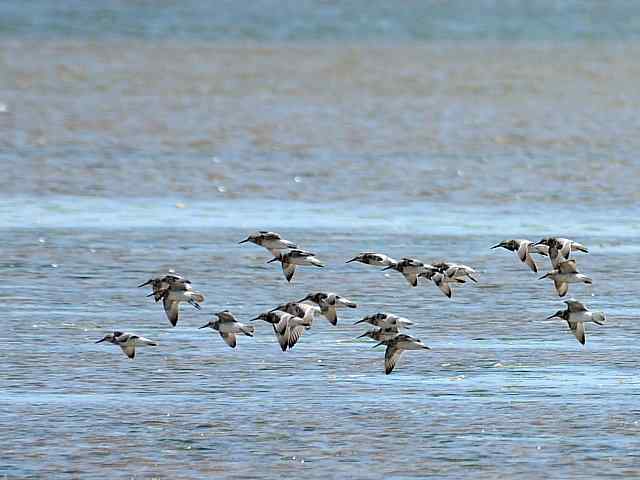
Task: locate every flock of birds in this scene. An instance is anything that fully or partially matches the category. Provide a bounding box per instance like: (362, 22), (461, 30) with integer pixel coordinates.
(96, 231), (606, 374)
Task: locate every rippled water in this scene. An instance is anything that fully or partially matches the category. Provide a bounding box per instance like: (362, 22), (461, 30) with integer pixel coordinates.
(3, 1), (640, 478)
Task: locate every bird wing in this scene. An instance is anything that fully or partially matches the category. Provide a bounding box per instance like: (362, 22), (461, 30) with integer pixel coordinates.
(554, 280), (568, 297)
(523, 252), (538, 273)
(432, 273), (452, 298)
(163, 296), (179, 327)
(287, 325), (305, 349)
(549, 248), (563, 269)
(135, 336), (157, 346)
(219, 332), (237, 348)
(517, 241), (538, 272)
(568, 320), (586, 345)
(402, 272), (418, 287)
(272, 321), (289, 352)
(119, 342), (136, 359)
(564, 299), (588, 312)
(558, 259), (578, 274)
(335, 296), (357, 308)
(282, 262), (296, 283)
(517, 241), (531, 261)
(322, 306), (338, 325)
(384, 344), (404, 375)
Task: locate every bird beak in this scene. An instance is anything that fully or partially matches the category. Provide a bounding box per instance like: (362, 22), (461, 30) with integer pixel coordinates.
(372, 341), (386, 348)
(267, 257), (278, 263)
(490, 244), (501, 249)
(296, 296), (309, 303)
(238, 238), (250, 244)
(356, 332), (369, 339)
(95, 338), (106, 343)
(353, 319), (365, 325)
(538, 273), (550, 280)
(137, 279), (152, 288)
(546, 313), (559, 320)
(198, 323), (210, 329)
(381, 265), (394, 271)
(250, 316), (261, 321)
(345, 258), (358, 263)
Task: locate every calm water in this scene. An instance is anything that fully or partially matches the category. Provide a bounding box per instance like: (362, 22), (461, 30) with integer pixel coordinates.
(2, 2), (640, 478)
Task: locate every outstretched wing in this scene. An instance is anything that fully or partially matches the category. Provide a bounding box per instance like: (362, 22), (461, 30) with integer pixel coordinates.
(272, 321), (289, 352)
(219, 332), (236, 348)
(558, 259), (578, 274)
(287, 325), (305, 350)
(163, 297), (179, 326)
(119, 342), (136, 359)
(384, 345), (404, 375)
(523, 252), (538, 273)
(402, 272), (418, 287)
(554, 280), (568, 297)
(322, 306), (338, 325)
(564, 299), (587, 313)
(432, 273), (452, 298)
(282, 262), (296, 283)
(568, 320), (586, 345)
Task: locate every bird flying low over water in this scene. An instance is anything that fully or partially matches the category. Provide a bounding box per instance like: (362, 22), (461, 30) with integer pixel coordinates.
(138, 272), (190, 302)
(252, 311), (312, 351)
(539, 259), (592, 297)
(270, 302), (320, 327)
(268, 249), (325, 282)
(491, 239), (545, 273)
(354, 312), (413, 329)
(533, 237), (589, 268)
(418, 268), (459, 298)
(160, 282), (205, 326)
(239, 231), (298, 255)
(356, 325), (400, 342)
(546, 299), (605, 345)
(199, 310), (255, 348)
(96, 331), (157, 359)
(419, 262), (478, 298)
(297, 292), (357, 325)
(373, 334), (430, 375)
(345, 252), (397, 267)
(382, 257), (427, 287)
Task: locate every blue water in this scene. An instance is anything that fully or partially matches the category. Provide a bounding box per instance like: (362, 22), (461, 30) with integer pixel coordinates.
(3, 1), (640, 478)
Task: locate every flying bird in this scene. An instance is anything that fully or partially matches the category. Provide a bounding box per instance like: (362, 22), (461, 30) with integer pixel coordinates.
(199, 310), (255, 348)
(239, 231), (298, 255)
(345, 252), (397, 267)
(267, 249), (325, 282)
(297, 292), (357, 325)
(491, 239), (544, 273)
(95, 331), (157, 359)
(373, 334), (430, 375)
(546, 299), (605, 345)
(539, 259), (592, 297)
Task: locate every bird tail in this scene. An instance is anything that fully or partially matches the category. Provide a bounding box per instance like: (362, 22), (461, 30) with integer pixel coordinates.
(190, 292), (205, 303)
(241, 325), (255, 336)
(592, 312), (606, 325)
(578, 274), (593, 284)
(309, 258), (325, 267)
